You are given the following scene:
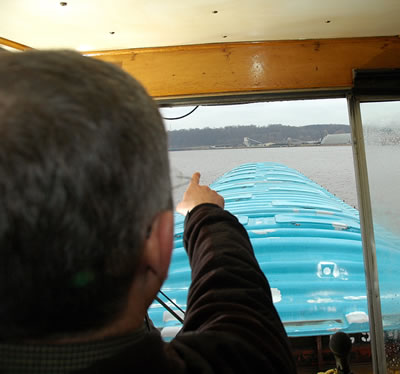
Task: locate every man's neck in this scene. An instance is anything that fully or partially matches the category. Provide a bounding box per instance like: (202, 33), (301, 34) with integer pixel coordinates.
(30, 281), (148, 345)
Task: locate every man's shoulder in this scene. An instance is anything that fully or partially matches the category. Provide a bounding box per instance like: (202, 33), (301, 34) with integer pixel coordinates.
(169, 330), (293, 373)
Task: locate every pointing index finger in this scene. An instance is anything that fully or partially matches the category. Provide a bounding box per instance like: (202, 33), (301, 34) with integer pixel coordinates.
(191, 172), (201, 185)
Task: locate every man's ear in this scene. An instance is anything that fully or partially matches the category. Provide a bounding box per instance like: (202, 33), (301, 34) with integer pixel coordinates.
(118, 211), (173, 326)
(142, 211), (174, 284)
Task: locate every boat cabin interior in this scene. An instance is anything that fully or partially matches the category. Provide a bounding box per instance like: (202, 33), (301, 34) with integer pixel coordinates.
(1, 1), (400, 373)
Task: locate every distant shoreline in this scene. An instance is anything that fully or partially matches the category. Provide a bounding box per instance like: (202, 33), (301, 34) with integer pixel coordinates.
(167, 124), (351, 151)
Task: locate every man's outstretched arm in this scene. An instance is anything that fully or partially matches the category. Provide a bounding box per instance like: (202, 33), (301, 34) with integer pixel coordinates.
(170, 173), (297, 373)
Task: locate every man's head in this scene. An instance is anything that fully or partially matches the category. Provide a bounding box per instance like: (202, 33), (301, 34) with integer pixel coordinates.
(0, 50), (172, 340)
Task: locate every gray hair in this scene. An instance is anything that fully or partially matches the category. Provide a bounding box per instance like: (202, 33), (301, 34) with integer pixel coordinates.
(0, 50), (171, 338)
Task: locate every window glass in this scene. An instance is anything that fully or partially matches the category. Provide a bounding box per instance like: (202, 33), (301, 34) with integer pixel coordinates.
(360, 101), (400, 373)
(152, 98), (371, 370)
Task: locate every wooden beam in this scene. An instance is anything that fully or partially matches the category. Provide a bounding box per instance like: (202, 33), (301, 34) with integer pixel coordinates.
(0, 37), (33, 51)
(86, 36), (400, 99)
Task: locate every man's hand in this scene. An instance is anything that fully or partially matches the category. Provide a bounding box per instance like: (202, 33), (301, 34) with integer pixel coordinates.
(176, 172), (225, 216)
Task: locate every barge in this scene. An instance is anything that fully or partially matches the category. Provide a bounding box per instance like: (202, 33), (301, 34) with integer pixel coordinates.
(149, 163), (400, 343)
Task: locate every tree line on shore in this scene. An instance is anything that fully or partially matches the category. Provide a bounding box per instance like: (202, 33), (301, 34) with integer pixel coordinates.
(168, 124), (350, 148)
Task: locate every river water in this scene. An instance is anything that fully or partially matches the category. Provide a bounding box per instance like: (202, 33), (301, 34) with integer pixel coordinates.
(169, 145), (358, 209)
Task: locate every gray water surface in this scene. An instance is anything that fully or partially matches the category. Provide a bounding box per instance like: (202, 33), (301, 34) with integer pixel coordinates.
(169, 145), (358, 209)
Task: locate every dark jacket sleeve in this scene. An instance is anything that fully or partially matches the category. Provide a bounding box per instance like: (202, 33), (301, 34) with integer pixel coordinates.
(169, 203), (297, 373)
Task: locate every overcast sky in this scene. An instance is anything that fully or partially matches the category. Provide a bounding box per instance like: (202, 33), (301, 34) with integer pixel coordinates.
(160, 98), (350, 131)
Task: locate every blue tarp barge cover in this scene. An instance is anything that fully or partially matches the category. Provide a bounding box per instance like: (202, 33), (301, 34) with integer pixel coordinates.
(149, 162), (400, 339)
